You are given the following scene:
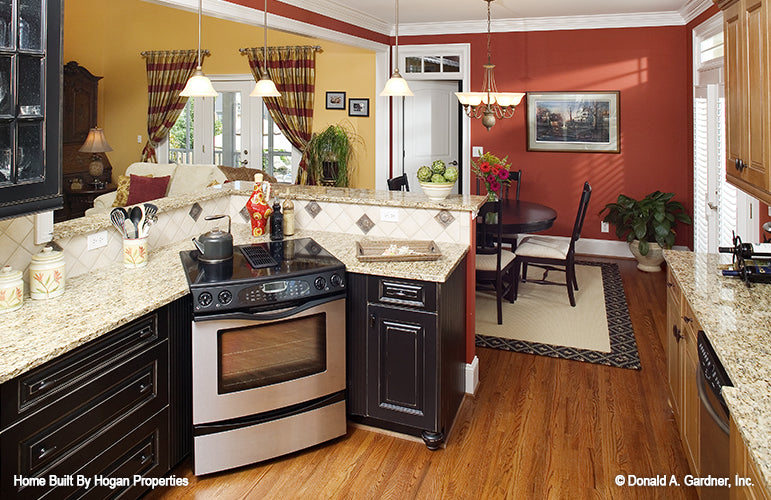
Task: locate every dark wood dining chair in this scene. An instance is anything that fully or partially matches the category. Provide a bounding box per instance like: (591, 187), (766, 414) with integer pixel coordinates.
(513, 182), (592, 307)
(475, 200), (517, 324)
(387, 173), (409, 191)
(476, 170), (522, 251)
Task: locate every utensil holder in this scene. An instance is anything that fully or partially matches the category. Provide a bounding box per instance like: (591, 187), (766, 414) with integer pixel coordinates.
(123, 237), (148, 268)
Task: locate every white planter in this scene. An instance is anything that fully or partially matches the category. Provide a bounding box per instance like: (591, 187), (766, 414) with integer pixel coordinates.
(629, 240), (665, 272)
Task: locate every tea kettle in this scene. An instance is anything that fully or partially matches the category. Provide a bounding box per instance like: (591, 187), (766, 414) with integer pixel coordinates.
(192, 215), (233, 263)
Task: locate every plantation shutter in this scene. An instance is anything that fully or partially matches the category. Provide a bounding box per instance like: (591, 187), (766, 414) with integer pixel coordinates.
(694, 96), (710, 253)
(716, 97), (738, 248)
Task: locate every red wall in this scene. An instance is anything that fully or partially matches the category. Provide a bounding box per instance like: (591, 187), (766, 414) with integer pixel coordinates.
(403, 27), (693, 247)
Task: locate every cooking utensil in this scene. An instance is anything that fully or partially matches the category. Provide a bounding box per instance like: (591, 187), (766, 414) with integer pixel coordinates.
(110, 208), (128, 237)
(129, 206), (142, 238)
(124, 219), (136, 239)
(191, 215), (233, 263)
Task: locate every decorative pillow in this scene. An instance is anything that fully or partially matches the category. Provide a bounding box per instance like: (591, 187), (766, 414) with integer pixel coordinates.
(217, 165), (277, 183)
(126, 174), (171, 205)
(112, 175), (132, 207)
(167, 164), (225, 196)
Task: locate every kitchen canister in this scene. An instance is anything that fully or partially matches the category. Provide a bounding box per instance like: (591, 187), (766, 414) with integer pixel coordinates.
(29, 246), (66, 299)
(123, 237), (149, 268)
(0, 265), (24, 313)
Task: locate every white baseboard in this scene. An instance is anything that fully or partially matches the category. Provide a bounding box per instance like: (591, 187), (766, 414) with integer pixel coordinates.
(575, 238), (634, 258)
(465, 356), (479, 395)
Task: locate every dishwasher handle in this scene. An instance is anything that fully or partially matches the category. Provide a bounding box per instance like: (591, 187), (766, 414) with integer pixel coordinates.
(697, 367), (730, 435)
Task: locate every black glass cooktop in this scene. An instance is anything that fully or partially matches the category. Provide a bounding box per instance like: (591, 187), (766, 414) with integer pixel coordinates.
(180, 237), (345, 287)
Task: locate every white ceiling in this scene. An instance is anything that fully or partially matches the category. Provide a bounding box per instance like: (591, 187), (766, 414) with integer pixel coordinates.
(306, 0), (692, 25)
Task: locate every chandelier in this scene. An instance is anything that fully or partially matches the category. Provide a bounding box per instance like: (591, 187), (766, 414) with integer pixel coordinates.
(455, 0), (524, 131)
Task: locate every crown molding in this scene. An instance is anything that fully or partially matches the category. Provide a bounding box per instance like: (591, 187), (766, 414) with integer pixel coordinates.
(679, 0), (717, 24)
(397, 11), (687, 37)
(287, 0), (391, 35)
(141, 0), (388, 52)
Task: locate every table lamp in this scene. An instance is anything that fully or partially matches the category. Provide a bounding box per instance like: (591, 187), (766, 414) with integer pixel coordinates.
(79, 127), (112, 187)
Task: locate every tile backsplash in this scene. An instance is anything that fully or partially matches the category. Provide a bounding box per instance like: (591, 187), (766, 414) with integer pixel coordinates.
(1, 194), (473, 292)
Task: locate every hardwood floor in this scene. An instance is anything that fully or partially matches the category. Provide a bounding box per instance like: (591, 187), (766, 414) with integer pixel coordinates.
(147, 257), (697, 500)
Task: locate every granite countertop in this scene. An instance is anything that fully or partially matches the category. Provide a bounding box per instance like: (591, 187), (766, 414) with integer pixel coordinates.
(0, 226), (468, 385)
(664, 250), (771, 492)
(53, 183), (487, 241)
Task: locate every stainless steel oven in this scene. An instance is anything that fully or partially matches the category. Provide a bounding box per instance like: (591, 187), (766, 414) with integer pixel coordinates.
(180, 238), (348, 475)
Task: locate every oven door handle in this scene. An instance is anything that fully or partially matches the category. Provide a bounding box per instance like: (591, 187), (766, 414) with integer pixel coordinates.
(697, 367), (730, 435)
(194, 295), (342, 322)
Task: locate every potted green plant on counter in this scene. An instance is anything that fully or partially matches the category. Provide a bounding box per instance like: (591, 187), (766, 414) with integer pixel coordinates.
(302, 123), (361, 187)
(599, 191), (692, 272)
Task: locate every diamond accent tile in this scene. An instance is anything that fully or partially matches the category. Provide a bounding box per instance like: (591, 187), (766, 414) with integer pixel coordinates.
(305, 200), (322, 218)
(189, 203), (202, 221)
(435, 210), (455, 228)
(239, 206), (250, 223)
(356, 214), (375, 234)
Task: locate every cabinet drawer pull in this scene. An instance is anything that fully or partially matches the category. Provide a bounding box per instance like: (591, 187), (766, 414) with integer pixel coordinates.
(666, 282), (674, 288)
(138, 382), (153, 394)
(672, 325), (683, 342)
(37, 444), (57, 460)
(369, 314), (376, 328)
(139, 453), (154, 465)
(28, 379), (55, 396)
(137, 326), (154, 339)
(682, 315), (693, 324)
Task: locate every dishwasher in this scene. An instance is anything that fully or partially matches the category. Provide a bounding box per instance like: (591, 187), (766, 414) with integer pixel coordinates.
(697, 331), (733, 500)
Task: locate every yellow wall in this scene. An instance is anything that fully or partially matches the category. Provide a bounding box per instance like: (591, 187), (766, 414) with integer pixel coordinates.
(63, 0), (377, 188)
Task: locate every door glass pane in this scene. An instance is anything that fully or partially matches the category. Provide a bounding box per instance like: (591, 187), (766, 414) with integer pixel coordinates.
(0, 121), (10, 183)
(18, 0), (42, 51)
(0, 56), (10, 116)
(18, 55), (42, 115)
(217, 313), (327, 394)
(0, 2), (11, 48)
(443, 56), (460, 72)
(214, 90), (242, 167)
(168, 100), (193, 163)
(17, 120), (43, 181)
(423, 56), (441, 73)
(405, 57), (422, 73)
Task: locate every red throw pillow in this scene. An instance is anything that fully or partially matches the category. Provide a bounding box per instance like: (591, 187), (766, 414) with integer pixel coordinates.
(126, 174), (171, 205)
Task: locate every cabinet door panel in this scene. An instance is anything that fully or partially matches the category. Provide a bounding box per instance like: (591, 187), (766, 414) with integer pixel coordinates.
(744, 0), (769, 188)
(724, 1), (743, 179)
(366, 304), (437, 429)
(666, 292), (682, 417)
(682, 325), (700, 475)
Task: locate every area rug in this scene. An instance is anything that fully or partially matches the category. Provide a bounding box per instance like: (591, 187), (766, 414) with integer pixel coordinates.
(475, 261), (641, 370)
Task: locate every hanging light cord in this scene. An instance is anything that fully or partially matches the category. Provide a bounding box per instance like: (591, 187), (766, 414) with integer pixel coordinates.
(196, 0), (202, 68)
(263, 0), (268, 75)
(486, 0), (492, 66)
(394, 0), (399, 70)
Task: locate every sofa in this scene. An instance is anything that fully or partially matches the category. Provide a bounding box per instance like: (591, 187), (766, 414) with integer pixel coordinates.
(85, 163), (277, 216)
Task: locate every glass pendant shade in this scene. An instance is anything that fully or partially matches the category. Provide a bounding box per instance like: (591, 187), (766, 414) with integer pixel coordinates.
(180, 67), (218, 97)
(250, 74), (281, 97)
(380, 69), (413, 97)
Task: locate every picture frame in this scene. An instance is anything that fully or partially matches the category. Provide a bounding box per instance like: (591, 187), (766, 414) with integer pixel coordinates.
(325, 91), (346, 110)
(348, 98), (370, 117)
(526, 91), (620, 153)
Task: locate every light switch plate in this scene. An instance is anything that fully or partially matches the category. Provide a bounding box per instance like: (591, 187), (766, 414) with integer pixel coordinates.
(472, 146), (484, 157)
(87, 231), (109, 250)
(34, 211), (54, 244)
(380, 207), (399, 222)
(601, 221), (610, 233)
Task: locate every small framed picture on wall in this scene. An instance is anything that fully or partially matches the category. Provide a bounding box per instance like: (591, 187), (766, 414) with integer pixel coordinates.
(325, 91), (346, 110)
(348, 98), (370, 117)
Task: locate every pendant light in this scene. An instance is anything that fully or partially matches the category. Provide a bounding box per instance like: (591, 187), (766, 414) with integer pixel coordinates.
(180, 0), (217, 97)
(455, 0), (524, 130)
(380, 0), (413, 97)
(250, 0), (281, 97)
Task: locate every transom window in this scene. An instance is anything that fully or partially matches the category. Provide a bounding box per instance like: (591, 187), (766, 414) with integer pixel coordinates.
(405, 55), (460, 74)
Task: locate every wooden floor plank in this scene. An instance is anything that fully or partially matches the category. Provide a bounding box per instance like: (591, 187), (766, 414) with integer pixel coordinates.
(146, 257), (699, 500)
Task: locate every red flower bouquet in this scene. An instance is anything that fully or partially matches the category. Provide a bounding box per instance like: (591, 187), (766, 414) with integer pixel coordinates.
(471, 152), (512, 199)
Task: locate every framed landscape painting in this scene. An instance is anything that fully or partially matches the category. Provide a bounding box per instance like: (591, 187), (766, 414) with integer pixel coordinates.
(526, 91), (620, 153)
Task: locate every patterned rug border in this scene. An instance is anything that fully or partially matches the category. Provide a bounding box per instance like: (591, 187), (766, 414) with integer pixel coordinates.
(475, 261), (642, 370)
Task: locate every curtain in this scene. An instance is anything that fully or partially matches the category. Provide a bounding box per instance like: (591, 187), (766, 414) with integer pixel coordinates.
(140, 50), (203, 162)
(242, 46), (317, 183)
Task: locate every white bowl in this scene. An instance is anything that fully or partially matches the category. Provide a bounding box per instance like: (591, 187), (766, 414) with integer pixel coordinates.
(419, 181), (456, 201)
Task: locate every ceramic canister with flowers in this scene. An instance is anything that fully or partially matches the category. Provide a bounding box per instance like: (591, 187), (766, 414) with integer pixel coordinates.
(29, 246), (65, 300)
(0, 265), (24, 313)
(471, 152), (512, 200)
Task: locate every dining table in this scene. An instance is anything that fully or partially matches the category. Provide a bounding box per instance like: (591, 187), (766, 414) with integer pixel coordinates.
(498, 199), (558, 234)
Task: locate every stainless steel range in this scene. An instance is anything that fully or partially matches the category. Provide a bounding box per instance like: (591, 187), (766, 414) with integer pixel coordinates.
(179, 237), (347, 475)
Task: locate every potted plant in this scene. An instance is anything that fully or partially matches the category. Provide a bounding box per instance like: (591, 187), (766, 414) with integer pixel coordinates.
(302, 123), (361, 187)
(599, 191), (692, 272)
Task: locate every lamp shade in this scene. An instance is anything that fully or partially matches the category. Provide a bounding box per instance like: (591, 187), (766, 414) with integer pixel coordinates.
(250, 75), (281, 97)
(380, 70), (414, 97)
(180, 68), (218, 97)
(79, 128), (113, 153)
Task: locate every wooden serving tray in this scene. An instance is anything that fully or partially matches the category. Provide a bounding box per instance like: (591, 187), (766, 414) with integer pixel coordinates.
(356, 239), (442, 262)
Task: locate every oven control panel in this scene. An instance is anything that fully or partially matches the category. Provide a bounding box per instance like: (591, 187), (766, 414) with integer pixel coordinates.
(192, 270), (346, 312)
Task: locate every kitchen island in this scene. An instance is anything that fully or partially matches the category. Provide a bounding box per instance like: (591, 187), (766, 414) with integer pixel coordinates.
(664, 250), (771, 497)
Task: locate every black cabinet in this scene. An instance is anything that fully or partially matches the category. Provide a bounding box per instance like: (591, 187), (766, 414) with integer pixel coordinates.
(347, 258), (467, 449)
(0, 297), (191, 499)
(0, 0), (63, 220)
